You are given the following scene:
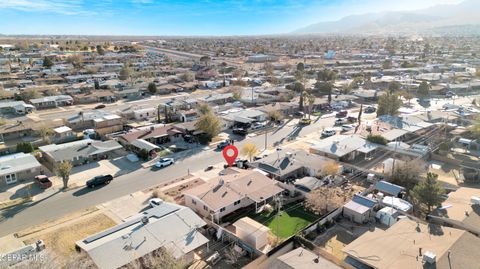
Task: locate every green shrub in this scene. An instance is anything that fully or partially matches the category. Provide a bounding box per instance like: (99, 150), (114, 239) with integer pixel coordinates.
(366, 134), (388, 145)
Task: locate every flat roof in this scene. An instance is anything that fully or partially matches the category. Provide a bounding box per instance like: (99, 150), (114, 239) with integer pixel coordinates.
(343, 218), (480, 269)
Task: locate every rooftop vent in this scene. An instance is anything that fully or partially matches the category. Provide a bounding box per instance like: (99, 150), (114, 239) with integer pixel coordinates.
(423, 251), (436, 264)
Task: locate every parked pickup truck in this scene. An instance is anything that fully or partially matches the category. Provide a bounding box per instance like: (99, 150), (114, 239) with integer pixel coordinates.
(86, 174), (113, 188)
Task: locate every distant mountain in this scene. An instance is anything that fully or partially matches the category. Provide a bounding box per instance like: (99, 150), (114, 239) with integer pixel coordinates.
(293, 0), (480, 34)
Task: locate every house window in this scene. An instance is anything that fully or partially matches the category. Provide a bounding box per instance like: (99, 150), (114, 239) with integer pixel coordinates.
(192, 199), (197, 205)
(234, 200), (241, 206)
(203, 205), (208, 211)
(220, 207), (226, 212)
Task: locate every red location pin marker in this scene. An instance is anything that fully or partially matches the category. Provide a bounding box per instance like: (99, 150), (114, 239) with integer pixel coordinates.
(222, 145), (238, 167)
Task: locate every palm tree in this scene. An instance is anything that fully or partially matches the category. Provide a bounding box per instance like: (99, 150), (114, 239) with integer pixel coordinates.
(305, 91), (316, 119)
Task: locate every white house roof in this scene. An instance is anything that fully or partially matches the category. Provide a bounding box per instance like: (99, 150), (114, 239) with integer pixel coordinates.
(77, 203), (208, 269)
(0, 153), (42, 177)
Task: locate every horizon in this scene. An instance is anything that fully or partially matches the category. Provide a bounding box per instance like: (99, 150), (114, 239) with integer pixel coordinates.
(0, 0), (465, 36)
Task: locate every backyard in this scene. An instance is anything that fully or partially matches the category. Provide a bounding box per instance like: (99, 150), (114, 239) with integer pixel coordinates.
(249, 203), (321, 239)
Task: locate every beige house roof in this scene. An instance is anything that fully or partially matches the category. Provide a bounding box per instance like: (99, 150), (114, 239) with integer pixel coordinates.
(343, 218), (480, 269)
(233, 217), (270, 237)
(435, 187), (480, 231)
(184, 170), (283, 211)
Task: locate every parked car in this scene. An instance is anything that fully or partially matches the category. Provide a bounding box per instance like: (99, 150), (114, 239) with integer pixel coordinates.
(250, 122), (266, 130)
(293, 111), (304, 117)
(321, 129), (336, 138)
(149, 198), (163, 207)
(336, 110), (348, 118)
(34, 175), (52, 189)
(335, 118), (348, 125)
(233, 128), (248, 135)
(445, 91), (455, 98)
(217, 140), (231, 150)
(299, 118), (311, 125)
(318, 103), (332, 111)
(94, 104), (106, 109)
(86, 174), (113, 188)
(364, 106), (376, 113)
(342, 124), (356, 132)
(347, 116), (357, 123)
(155, 158), (175, 168)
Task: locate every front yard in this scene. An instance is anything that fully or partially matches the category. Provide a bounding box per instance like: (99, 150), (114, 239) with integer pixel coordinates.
(249, 203), (321, 239)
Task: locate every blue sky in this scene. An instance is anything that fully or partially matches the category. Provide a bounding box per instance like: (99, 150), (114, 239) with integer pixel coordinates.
(0, 0), (465, 35)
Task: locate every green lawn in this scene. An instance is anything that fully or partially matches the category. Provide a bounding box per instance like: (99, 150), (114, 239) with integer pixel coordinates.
(250, 203), (321, 239)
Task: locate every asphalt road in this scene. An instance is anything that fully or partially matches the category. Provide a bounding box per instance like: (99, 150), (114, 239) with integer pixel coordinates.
(0, 117), (334, 237)
(3, 95), (476, 236)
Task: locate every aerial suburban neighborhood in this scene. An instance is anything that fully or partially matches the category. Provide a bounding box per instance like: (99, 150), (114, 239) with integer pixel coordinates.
(0, 0), (480, 269)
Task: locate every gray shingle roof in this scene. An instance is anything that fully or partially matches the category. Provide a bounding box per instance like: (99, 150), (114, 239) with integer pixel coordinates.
(77, 203), (208, 269)
(39, 139), (122, 162)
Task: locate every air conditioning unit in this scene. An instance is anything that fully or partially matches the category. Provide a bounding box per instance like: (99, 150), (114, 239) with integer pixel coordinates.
(471, 196), (480, 205)
(423, 251), (436, 264)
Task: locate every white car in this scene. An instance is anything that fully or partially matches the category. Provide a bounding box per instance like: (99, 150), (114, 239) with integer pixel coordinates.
(149, 198), (163, 207)
(342, 124), (355, 132)
(334, 118), (348, 125)
(321, 129), (336, 138)
(154, 158), (175, 168)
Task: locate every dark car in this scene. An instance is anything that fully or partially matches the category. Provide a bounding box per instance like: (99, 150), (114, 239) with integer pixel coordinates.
(216, 140), (231, 150)
(293, 111), (304, 117)
(233, 128), (248, 135)
(336, 110), (348, 118)
(35, 175), (52, 189)
(94, 104), (106, 109)
(319, 103), (332, 111)
(364, 106), (376, 113)
(86, 174), (113, 188)
(347, 116), (357, 123)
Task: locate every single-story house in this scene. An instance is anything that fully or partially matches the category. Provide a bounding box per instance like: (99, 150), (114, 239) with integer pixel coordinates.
(76, 203), (209, 269)
(342, 194), (377, 224)
(183, 169), (284, 223)
(66, 111), (123, 136)
(129, 139), (160, 158)
(118, 124), (185, 147)
(221, 109), (266, 128)
(0, 153), (43, 187)
(375, 180), (405, 198)
(29, 95), (73, 109)
(294, 177), (324, 193)
(52, 126), (76, 143)
(249, 149), (331, 181)
(72, 90), (116, 104)
(0, 101), (34, 115)
(39, 139), (123, 167)
(310, 134), (379, 162)
(114, 88), (142, 99)
(428, 187), (480, 236)
(343, 218), (480, 269)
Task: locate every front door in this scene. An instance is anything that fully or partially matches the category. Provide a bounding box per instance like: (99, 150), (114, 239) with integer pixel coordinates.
(5, 173), (17, 185)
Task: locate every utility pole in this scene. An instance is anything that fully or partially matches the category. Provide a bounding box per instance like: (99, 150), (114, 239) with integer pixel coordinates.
(275, 195), (282, 242)
(264, 128), (268, 150)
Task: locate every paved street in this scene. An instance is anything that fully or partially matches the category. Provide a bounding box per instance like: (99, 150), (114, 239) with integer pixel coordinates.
(0, 95), (476, 237)
(0, 115), (335, 237)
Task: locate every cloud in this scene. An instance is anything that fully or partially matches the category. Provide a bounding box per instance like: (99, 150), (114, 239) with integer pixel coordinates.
(0, 0), (95, 15)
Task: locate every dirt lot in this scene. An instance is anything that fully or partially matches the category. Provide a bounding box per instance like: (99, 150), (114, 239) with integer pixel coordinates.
(23, 213), (115, 260)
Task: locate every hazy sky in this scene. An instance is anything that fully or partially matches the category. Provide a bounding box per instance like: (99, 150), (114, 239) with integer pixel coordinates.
(0, 0), (465, 35)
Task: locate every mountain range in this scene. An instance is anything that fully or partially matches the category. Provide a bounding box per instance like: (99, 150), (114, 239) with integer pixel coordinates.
(293, 0), (480, 35)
